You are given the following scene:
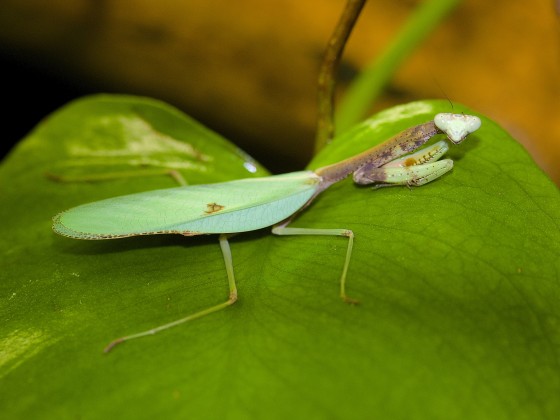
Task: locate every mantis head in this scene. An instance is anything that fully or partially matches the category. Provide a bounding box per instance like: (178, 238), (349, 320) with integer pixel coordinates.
(434, 113), (481, 144)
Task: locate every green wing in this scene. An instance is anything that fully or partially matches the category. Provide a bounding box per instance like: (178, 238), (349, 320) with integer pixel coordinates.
(53, 171), (321, 239)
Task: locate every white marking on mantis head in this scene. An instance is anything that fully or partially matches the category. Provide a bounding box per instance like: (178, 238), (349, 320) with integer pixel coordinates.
(434, 113), (481, 144)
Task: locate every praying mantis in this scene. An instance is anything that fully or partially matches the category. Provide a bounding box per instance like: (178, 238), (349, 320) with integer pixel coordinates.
(52, 112), (481, 352)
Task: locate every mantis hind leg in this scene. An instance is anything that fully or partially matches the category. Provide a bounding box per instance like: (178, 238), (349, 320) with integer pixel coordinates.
(271, 224), (357, 304)
(103, 233), (238, 353)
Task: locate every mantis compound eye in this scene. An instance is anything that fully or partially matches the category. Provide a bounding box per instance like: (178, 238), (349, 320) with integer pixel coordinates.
(434, 113), (481, 144)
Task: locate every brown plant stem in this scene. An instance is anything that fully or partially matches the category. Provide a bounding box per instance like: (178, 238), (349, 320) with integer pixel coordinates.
(315, 0), (367, 153)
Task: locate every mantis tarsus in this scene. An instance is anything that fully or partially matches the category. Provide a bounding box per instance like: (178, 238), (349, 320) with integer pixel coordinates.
(52, 112), (481, 352)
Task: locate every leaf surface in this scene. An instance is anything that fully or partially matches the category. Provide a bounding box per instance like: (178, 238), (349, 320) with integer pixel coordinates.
(1, 96), (559, 419)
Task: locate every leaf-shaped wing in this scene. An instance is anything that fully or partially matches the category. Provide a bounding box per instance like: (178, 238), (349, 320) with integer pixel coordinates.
(53, 171), (320, 238)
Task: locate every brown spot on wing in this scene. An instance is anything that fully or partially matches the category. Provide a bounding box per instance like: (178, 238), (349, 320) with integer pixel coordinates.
(204, 202), (225, 214)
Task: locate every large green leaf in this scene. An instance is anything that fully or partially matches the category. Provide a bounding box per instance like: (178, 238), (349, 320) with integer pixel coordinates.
(1, 96), (559, 419)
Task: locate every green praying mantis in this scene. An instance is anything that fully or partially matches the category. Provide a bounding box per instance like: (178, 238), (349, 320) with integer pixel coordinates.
(52, 112), (481, 352)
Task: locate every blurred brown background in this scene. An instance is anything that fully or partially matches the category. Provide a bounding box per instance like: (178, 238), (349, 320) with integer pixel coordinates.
(0, 0), (558, 183)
